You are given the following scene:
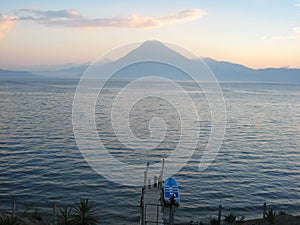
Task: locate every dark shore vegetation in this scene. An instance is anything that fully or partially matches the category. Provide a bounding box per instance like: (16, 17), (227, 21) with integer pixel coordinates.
(189, 210), (300, 225)
(1, 202), (300, 225)
(0, 199), (98, 225)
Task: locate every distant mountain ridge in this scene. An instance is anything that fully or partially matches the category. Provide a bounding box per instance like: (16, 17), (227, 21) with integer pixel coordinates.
(1, 40), (300, 82)
(204, 58), (300, 82)
(0, 68), (37, 78)
(33, 65), (88, 78)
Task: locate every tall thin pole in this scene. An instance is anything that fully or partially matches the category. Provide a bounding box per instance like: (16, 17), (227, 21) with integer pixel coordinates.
(53, 202), (57, 225)
(144, 162), (149, 187)
(218, 204), (222, 224)
(263, 202), (267, 219)
(169, 205), (175, 225)
(158, 159), (165, 188)
(12, 200), (16, 216)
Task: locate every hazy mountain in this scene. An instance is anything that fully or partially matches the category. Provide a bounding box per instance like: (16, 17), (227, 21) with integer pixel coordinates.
(17, 63), (85, 71)
(0, 68), (37, 78)
(97, 40), (196, 80)
(84, 40), (300, 82)
(28, 60), (111, 78)
(118, 40), (187, 63)
(1, 40), (300, 82)
(204, 58), (300, 82)
(33, 65), (88, 78)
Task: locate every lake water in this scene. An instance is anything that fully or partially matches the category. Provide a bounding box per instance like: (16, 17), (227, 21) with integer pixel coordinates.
(0, 78), (299, 224)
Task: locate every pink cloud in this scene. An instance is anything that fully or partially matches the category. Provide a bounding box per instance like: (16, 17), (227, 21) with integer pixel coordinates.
(0, 8), (206, 39)
(0, 14), (17, 40)
(20, 8), (81, 20)
(18, 8), (206, 29)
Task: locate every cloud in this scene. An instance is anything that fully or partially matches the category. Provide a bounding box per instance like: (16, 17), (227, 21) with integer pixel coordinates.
(295, 3), (300, 7)
(260, 27), (300, 40)
(259, 35), (267, 40)
(18, 8), (206, 29)
(19, 8), (81, 20)
(293, 27), (300, 33)
(0, 14), (17, 40)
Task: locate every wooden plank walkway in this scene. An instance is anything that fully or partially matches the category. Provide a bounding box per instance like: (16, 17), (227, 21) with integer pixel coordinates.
(142, 184), (164, 225)
(140, 160), (167, 225)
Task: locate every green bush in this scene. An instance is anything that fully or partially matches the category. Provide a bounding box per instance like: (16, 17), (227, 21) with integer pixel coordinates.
(210, 218), (220, 225)
(0, 215), (19, 225)
(278, 211), (286, 215)
(265, 209), (276, 224)
(72, 199), (98, 225)
(58, 206), (73, 225)
(23, 202), (42, 221)
(224, 213), (236, 224)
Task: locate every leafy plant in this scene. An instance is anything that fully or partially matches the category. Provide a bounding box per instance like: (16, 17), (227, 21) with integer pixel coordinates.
(58, 206), (73, 225)
(72, 199), (98, 225)
(236, 215), (245, 224)
(0, 214), (19, 225)
(189, 221), (205, 225)
(224, 213), (236, 224)
(224, 213), (245, 225)
(22, 202), (42, 221)
(265, 209), (276, 224)
(23, 202), (34, 215)
(32, 208), (42, 221)
(210, 218), (220, 225)
(279, 211), (286, 215)
(189, 221), (206, 225)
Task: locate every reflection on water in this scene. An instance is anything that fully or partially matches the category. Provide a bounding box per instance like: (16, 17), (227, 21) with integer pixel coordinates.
(0, 79), (299, 224)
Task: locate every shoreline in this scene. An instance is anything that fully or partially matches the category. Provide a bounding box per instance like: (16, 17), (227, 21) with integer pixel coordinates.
(2, 212), (300, 225)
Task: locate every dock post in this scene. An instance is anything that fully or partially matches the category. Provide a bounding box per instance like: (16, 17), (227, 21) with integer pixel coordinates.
(158, 159), (165, 186)
(218, 204), (222, 224)
(154, 176), (158, 188)
(169, 205), (175, 225)
(12, 200), (16, 216)
(53, 202), (57, 225)
(144, 171), (147, 187)
(144, 162), (149, 187)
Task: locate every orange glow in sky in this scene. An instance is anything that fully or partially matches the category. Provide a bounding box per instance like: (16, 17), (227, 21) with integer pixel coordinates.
(0, 1), (299, 70)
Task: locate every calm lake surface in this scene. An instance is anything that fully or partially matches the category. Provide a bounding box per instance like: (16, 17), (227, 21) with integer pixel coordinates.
(0, 78), (299, 224)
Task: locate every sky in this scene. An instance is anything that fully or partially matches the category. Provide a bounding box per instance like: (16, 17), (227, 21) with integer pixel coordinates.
(0, 0), (300, 70)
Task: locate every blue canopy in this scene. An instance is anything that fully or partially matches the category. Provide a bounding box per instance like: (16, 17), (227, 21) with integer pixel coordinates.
(163, 177), (180, 205)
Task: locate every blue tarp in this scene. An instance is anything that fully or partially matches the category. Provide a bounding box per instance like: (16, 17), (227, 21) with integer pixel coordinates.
(163, 177), (180, 205)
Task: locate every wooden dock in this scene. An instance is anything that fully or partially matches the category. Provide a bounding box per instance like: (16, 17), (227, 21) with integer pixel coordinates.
(141, 183), (164, 225)
(140, 161), (165, 225)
